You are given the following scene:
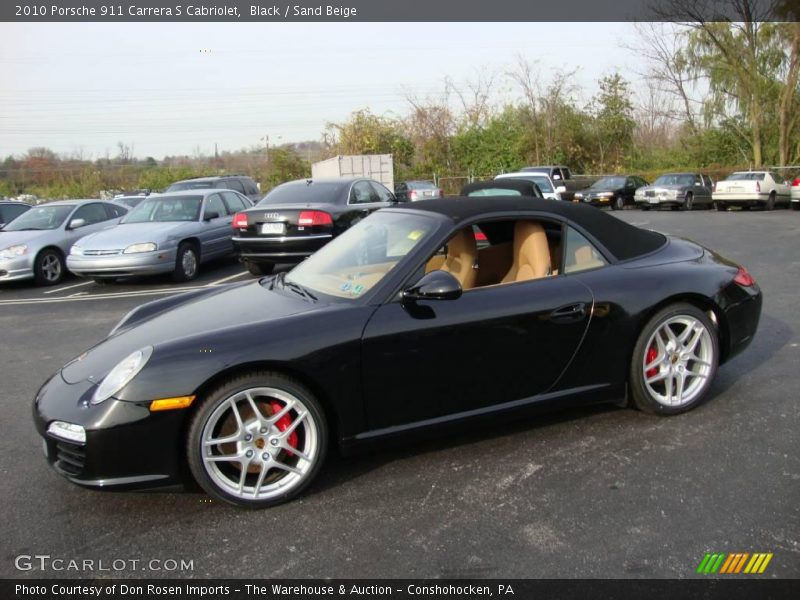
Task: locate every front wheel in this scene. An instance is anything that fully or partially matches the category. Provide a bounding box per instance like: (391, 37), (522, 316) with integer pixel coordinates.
(613, 196), (625, 211)
(173, 242), (199, 282)
(34, 249), (65, 286)
(187, 372), (328, 508)
(684, 192), (694, 211)
(629, 303), (718, 415)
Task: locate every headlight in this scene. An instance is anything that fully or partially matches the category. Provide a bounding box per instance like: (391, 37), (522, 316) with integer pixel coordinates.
(123, 242), (157, 254)
(0, 244), (27, 260)
(574, 193), (584, 199)
(597, 192), (613, 197)
(91, 346), (153, 405)
(71, 245), (85, 256)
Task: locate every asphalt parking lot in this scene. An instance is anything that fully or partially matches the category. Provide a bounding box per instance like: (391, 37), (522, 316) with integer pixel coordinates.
(1, 208), (798, 579)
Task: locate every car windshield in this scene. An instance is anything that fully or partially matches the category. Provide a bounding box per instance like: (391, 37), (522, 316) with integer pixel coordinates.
(123, 196), (202, 223)
(468, 188), (523, 197)
(727, 172), (766, 181)
(591, 177), (626, 189)
(501, 175), (554, 192)
(258, 181), (346, 205)
(166, 181), (217, 191)
(653, 174), (696, 186)
(115, 197), (146, 208)
(2, 204), (73, 231)
(284, 211), (437, 300)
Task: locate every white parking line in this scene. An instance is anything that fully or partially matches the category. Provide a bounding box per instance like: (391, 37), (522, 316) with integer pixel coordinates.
(206, 271), (249, 286)
(42, 280), (94, 294)
(0, 285), (207, 306)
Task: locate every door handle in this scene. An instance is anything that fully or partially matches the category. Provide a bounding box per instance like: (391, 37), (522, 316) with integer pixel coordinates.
(549, 302), (587, 322)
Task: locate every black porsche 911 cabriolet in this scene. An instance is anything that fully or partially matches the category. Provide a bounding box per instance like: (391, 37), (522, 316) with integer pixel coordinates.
(34, 197), (762, 508)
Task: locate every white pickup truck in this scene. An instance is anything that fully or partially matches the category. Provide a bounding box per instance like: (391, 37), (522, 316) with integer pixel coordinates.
(712, 171), (792, 211)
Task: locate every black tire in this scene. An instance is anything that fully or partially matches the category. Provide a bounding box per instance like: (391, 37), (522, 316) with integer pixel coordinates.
(245, 261), (275, 277)
(684, 192), (694, 211)
(640, 205), (650, 211)
(714, 201), (727, 212)
(187, 371), (328, 508)
(614, 196), (625, 211)
(792, 202), (800, 211)
(765, 192), (775, 211)
(33, 248), (65, 286)
(173, 242), (199, 282)
(629, 303), (719, 416)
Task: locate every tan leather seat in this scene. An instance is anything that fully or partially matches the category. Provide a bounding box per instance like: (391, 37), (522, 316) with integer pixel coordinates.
(439, 229), (477, 290)
(501, 221), (551, 284)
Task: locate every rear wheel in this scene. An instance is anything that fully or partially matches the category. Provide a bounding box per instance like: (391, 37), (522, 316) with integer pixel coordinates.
(245, 261), (274, 277)
(173, 242), (199, 282)
(33, 249), (65, 286)
(187, 372), (328, 508)
(630, 303), (718, 415)
(792, 202), (800, 211)
(714, 201), (727, 212)
(614, 196), (625, 211)
(765, 192), (776, 211)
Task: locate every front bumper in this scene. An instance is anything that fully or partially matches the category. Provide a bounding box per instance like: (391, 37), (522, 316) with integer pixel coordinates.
(67, 249), (177, 278)
(33, 372), (188, 490)
(0, 254), (35, 281)
(233, 234), (332, 264)
(635, 196), (681, 207)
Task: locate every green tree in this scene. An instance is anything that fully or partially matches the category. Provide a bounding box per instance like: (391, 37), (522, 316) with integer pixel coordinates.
(589, 74), (636, 171)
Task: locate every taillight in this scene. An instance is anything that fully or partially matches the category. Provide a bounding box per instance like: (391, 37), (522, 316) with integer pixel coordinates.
(792, 178), (800, 187)
(409, 190), (419, 201)
(232, 212), (248, 228)
(474, 231), (487, 242)
(733, 266), (755, 287)
(298, 210), (332, 226)
(755, 181), (761, 192)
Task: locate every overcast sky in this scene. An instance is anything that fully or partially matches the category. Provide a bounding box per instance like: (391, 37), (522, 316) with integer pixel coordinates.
(0, 22), (647, 159)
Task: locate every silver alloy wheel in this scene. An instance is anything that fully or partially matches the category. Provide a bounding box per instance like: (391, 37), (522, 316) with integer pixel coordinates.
(616, 196), (624, 210)
(41, 253), (62, 282)
(200, 387), (318, 501)
(642, 316), (714, 407)
(181, 248), (198, 278)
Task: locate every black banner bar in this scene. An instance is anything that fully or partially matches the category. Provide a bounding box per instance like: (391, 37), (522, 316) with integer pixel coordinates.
(4, 579), (800, 600)
(2, 0), (796, 23)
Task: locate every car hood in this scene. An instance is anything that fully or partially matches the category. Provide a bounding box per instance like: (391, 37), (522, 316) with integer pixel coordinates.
(77, 222), (189, 250)
(60, 280), (313, 384)
(0, 229), (53, 247)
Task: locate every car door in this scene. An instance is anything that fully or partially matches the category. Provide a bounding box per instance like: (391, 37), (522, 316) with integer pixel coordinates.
(64, 203), (118, 251)
(360, 220), (594, 431)
(200, 193), (233, 258)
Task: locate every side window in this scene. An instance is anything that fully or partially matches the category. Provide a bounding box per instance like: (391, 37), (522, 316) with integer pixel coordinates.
(1, 204), (28, 223)
(104, 203), (127, 219)
(73, 203), (112, 225)
(222, 191), (246, 214)
(625, 178), (635, 188)
(562, 168), (571, 180)
(242, 180), (258, 196)
(350, 181), (378, 204)
(370, 182), (394, 203)
(563, 227), (607, 274)
(205, 194), (227, 218)
(552, 169), (562, 181)
(395, 183), (407, 194)
(225, 179), (246, 194)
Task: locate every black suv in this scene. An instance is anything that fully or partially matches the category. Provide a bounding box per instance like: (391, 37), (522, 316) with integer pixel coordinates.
(165, 175), (262, 204)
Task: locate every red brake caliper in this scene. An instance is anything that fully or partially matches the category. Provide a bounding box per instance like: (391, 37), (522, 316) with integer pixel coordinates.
(269, 401), (298, 457)
(645, 346), (659, 378)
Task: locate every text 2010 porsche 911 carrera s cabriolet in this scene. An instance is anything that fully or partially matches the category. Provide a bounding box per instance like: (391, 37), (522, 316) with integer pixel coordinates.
(33, 197), (762, 508)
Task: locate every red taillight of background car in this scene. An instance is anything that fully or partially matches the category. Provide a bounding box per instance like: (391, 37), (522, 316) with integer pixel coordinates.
(409, 190), (419, 201)
(232, 212), (248, 228)
(298, 210), (333, 226)
(733, 266), (756, 287)
(792, 178), (800, 187)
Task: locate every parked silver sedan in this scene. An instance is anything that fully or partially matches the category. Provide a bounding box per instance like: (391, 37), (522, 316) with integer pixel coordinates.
(68, 190), (251, 282)
(0, 200), (127, 285)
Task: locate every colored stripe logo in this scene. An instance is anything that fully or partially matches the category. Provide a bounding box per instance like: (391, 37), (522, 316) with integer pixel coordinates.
(696, 552), (773, 574)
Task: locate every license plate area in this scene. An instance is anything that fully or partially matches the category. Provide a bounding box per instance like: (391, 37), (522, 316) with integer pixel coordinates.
(260, 223), (285, 235)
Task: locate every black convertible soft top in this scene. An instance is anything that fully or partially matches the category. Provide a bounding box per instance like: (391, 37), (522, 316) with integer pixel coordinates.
(399, 196), (667, 262)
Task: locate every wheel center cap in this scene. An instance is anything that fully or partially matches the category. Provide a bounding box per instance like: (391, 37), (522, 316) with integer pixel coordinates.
(254, 438), (265, 449)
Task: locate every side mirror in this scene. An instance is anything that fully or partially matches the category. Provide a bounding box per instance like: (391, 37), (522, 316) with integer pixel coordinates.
(68, 218), (86, 229)
(556, 185), (567, 194)
(403, 270), (462, 302)
(203, 211), (220, 221)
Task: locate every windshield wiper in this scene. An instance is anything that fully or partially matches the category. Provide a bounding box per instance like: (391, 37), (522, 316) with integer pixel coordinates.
(14, 227), (43, 231)
(282, 276), (318, 302)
